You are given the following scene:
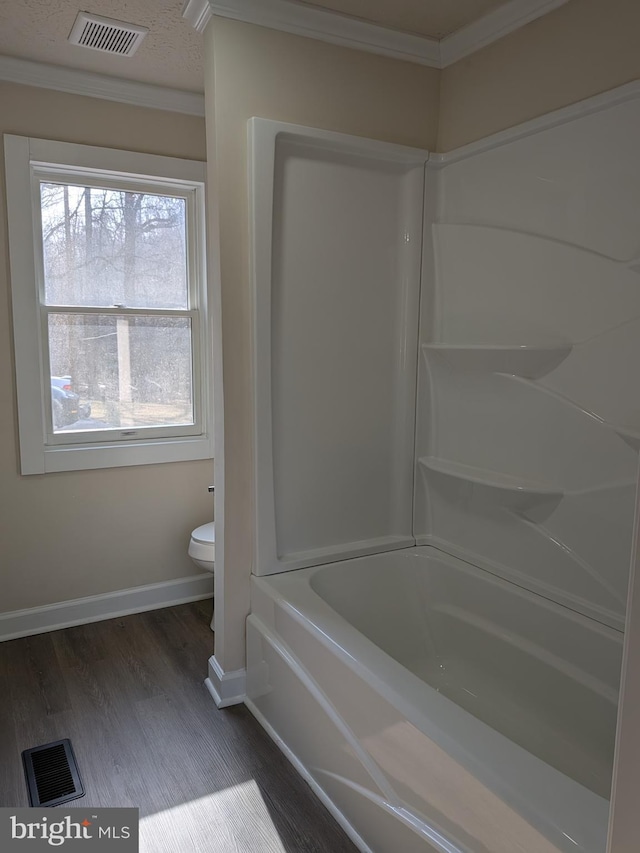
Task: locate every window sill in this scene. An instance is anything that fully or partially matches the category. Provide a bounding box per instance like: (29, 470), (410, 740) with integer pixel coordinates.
(27, 434), (214, 474)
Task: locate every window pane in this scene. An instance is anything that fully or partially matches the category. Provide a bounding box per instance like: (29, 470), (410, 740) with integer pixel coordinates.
(48, 314), (194, 434)
(40, 183), (188, 309)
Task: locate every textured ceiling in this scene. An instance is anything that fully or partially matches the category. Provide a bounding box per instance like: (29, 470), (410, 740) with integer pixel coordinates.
(298, 0), (509, 39)
(0, 0), (522, 92)
(0, 0), (204, 92)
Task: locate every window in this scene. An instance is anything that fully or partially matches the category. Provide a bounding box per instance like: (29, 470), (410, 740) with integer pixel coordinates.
(4, 136), (212, 474)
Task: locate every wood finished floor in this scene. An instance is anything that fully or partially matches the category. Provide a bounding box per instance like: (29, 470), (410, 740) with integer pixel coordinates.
(0, 601), (358, 853)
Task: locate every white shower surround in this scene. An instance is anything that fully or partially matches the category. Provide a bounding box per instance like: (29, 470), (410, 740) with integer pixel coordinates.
(250, 119), (427, 576)
(246, 88), (640, 852)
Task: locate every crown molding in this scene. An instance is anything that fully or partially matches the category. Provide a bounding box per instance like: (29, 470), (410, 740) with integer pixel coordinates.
(439, 0), (570, 67)
(183, 0), (569, 69)
(0, 55), (205, 116)
(184, 0), (441, 66)
(182, 0), (213, 33)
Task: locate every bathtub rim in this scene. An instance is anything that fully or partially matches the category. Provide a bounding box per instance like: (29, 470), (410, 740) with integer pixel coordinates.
(250, 544), (613, 853)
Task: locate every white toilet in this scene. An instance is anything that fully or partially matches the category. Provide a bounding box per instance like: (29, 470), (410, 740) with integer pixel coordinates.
(188, 522), (215, 573)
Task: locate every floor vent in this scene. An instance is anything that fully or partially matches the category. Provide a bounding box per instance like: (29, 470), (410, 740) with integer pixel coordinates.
(22, 739), (84, 807)
(68, 12), (148, 57)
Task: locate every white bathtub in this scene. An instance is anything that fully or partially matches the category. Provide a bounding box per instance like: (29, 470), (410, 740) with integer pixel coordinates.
(246, 546), (623, 853)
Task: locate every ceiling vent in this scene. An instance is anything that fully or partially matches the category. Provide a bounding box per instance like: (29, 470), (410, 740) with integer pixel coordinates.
(68, 12), (148, 57)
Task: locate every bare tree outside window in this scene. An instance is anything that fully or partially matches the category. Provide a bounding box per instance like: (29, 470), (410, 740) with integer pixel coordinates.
(40, 182), (194, 433)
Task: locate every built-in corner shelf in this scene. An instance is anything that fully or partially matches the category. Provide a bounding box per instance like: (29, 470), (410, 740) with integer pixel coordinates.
(418, 456), (563, 508)
(422, 342), (572, 379)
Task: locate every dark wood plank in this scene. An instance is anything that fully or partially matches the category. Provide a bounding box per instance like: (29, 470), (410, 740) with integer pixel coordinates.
(0, 655), (22, 806)
(52, 620), (111, 669)
(5, 631), (71, 718)
(59, 658), (161, 810)
(0, 604), (358, 853)
(142, 604), (214, 684)
(1, 632), (79, 808)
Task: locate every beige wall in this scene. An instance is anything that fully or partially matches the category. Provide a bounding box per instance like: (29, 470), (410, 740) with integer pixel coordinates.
(0, 81), (213, 614)
(206, 17), (440, 672)
(438, 0), (640, 150)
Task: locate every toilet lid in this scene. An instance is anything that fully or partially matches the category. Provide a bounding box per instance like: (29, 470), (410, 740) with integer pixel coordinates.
(191, 521), (215, 545)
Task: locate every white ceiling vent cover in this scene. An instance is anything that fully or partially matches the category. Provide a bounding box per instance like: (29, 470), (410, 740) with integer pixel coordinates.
(68, 12), (148, 57)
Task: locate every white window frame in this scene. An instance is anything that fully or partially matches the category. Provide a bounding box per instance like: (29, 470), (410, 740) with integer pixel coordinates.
(4, 135), (213, 474)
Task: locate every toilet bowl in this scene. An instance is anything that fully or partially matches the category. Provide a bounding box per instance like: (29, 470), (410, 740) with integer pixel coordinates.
(189, 522), (215, 573)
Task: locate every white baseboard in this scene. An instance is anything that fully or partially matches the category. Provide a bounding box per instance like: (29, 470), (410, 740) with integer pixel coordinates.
(204, 655), (246, 707)
(0, 574), (213, 642)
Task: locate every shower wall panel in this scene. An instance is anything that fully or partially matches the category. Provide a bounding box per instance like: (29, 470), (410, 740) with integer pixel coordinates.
(415, 98), (640, 630)
(251, 120), (427, 576)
